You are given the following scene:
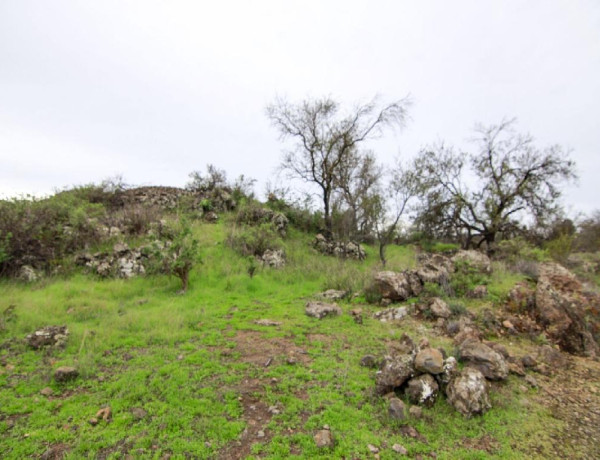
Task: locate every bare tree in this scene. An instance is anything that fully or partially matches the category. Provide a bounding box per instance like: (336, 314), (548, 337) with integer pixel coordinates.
(266, 95), (410, 238)
(412, 119), (577, 253)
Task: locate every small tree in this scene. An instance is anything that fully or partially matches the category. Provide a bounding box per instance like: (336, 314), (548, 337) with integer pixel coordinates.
(412, 119), (577, 253)
(266, 95), (410, 238)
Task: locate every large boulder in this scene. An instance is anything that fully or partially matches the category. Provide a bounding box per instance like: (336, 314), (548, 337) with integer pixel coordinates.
(533, 262), (599, 357)
(429, 297), (451, 319)
(416, 253), (454, 284)
(458, 338), (509, 380)
(373, 271), (422, 301)
(261, 249), (286, 268)
(375, 354), (415, 395)
(451, 250), (492, 274)
(446, 368), (491, 417)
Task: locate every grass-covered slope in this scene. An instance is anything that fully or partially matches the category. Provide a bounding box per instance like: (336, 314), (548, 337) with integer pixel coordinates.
(0, 220), (597, 459)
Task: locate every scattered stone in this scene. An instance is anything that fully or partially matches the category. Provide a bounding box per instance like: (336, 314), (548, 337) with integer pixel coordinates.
(204, 211), (219, 223)
(446, 368), (491, 417)
(313, 234), (366, 260)
(409, 405), (423, 419)
(418, 337), (430, 349)
(257, 430), (265, 438)
(406, 374), (439, 406)
(508, 361), (526, 377)
(367, 444), (379, 454)
(399, 425), (424, 440)
(458, 339), (509, 380)
(360, 355), (379, 368)
(467, 285), (488, 299)
(536, 345), (568, 368)
(416, 253), (454, 284)
(253, 319), (282, 327)
(350, 308), (364, 324)
(26, 326), (69, 349)
(314, 427), (334, 448)
(429, 298), (451, 319)
(305, 301), (342, 319)
(388, 397), (406, 420)
(40, 387), (54, 397)
(373, 307), (409, 322)
(88, 418), (98, 426)
(392, 444), (408, 454)
(414, 348), (444, 375)
(131, 407), (147, 420)
(267, 406), (280, 415)
(54, 366), (78, 383)
(437, 357), (458, 387)
(376, 354), (415, 395)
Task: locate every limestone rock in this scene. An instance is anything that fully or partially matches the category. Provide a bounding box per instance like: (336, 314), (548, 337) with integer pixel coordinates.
(446, 368), (491, 417)
(54, 366), (78, 383)
(305, 301), (342, 319)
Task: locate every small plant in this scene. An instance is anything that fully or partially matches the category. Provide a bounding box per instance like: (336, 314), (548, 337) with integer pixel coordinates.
(449, 302), (467, 317)
(450, 260), (488, 297)
(422, 282), (444, 298)
(247, 256), (259, 278)
(226, 223), (281, 257)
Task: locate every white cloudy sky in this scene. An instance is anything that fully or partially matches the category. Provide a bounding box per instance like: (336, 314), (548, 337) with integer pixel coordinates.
(1, 1), (598, 215)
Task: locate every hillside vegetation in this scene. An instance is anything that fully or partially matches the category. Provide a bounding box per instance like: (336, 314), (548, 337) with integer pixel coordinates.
(0, 184), (600, 459)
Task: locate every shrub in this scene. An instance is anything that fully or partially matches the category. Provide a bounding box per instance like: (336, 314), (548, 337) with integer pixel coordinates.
(545, 233), (573, 264)
(496, 237), (548, 263)
(226, 223), (281, 257)
(450, 260), (488, 297)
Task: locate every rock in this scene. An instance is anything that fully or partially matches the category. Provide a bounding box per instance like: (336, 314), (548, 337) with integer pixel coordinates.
(313, 234), (366, 260)
(508, 361), (526, 377)
(521, 355), (537, 368)
(320, 289), (347, 301)
(405, 374), (439, 406)
(536, 345), (568, 368)
(26, 326), (69, 349)
(416, 253), (454, 284)
(373, 271), (421, 301)
(414, 348), (444, 374)
(373, 307), (409, 322)
(305, 301), (342, 319)
(96, 406), (112, 422)
(253, 319), (282, 327)
(447, 368), (491, 417)
(396, 333), (417, 355)
(131, 407), (147, 420)
(437, 356), (459, 388)
(54, 366), (78, 383)
(506, 281), (536, 313)
(40, 387), (54, 397)
(388, 397), (406, 420)
(458, 338), (509, 380)
(261, 249), (286, 268)
(314, 428), (334, 448)
(484, 341), (510, 359)
(392, 444), (408, 455)
(451, 250), (492, 274)
(429, 298), (451, 319)
(467, 285), (488, 299)
(257, 430), (265, 438)
(534, 262), (599, 357)
(375, 354), (415, 395)
(88, 417), (98, 426)
(204, 211), (219, 223)
(409, 405), (423, 419)
(350, 308), (363, 324)
(19, 265), (39, 282)
(360, 355), (379, 368)
(113, 242), (129, 255)
(418, 337), (430, 349)
(367, 444), (379, 454)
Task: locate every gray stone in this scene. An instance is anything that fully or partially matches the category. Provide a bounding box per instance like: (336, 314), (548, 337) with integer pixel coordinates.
(376, 354), (415, 395)
(446, 368), (491, 417)
(409, 405), (423, 419)
(451, 250), (492, 274)
(373, 307), (409, 322)
(429, 298), (451, 319)
(26, 326), (69, 349)
(54, 366), (79, 383)
(19, 265), (39, 282)
(388, 397), (406, 420)
(305, 301), (342, 319)
(261, 249), (286, 268)
(320, 289), (347, 301)
(392, 444), (408, 454)
(359, 354), (379, 368)
(373, 271), (419, 301)
(314, 428), (334, 448)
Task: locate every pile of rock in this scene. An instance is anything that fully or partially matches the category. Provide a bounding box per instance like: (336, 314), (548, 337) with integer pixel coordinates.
(372, 250), (491, 303)
(372, 333), (510, 418)
(76, 242), (149, 278)
(313, 234), (366, 260)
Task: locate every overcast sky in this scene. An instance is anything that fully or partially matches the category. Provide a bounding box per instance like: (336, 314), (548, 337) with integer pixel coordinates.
(1, 1), (598, 215)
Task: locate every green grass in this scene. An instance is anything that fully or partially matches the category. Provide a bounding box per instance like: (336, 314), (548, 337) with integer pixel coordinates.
(0, 219), (567, 458)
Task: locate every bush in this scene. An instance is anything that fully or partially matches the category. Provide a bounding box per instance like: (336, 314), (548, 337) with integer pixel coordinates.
(108, 203), (161, 235)
(545, 233), (573, 264)
(496, 237), (548, 263)
(226, 223), (282, 257)
(450, 260), (488, 297)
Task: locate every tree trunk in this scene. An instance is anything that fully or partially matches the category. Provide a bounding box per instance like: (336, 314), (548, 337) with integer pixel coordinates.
(379, 240), (387, 267)
(323, 192), (333, 239)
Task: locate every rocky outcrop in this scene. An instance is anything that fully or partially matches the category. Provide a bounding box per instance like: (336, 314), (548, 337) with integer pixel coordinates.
(446, 368), (491, 417)
(313, 234), (366, 260)
(405, 374), (439, 407)
(76, 242), (150, 278)
(373, 271), (422, 301)
(260, 249), (286, 268)
(428, 297), (451, 319)
(237, 206), (289, 237)
(373, 307), (409, 322)
(416, 253), (454, 284)
(375, 354), (415, 395)
(533, 262), (599, 357)
(451, 250), (492, 274)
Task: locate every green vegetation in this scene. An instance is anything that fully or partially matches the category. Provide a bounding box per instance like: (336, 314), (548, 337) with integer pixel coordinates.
(0, 213), (572, 459)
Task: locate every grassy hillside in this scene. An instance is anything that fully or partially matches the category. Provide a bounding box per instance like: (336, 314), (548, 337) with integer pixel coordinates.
(0, 217), (598, 459)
